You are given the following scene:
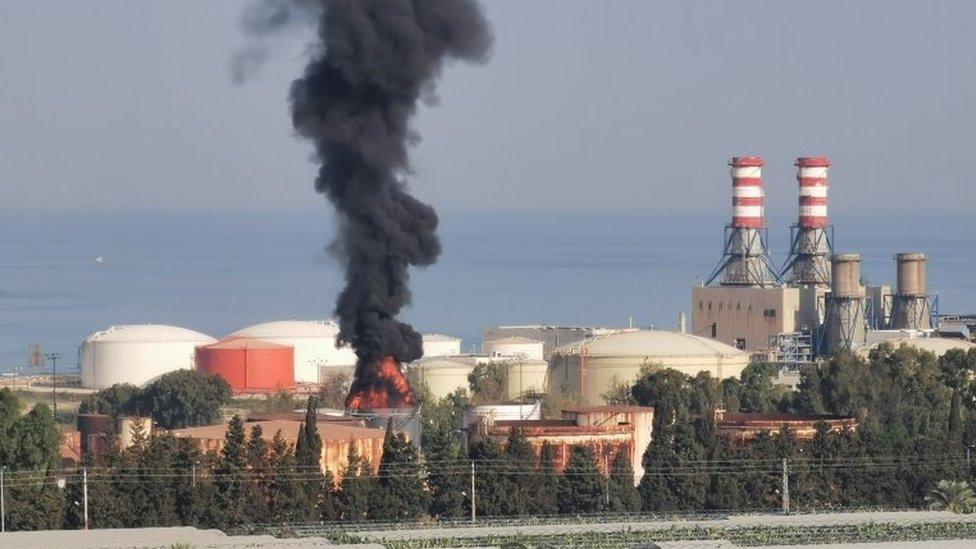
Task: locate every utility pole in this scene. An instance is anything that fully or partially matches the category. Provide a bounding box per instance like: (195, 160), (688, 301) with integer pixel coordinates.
(46, 352), (61, 417)
(83, 468), (89, 530)
(781, 458), (790, 514)
(470, 461), (476, 524)
(604, 453), (610, 508)
(192, 463), (197, 489)
(1, 465), (5, 533)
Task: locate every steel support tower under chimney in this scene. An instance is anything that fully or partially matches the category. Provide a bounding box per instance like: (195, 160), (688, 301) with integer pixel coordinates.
(705, 156), (780, 287)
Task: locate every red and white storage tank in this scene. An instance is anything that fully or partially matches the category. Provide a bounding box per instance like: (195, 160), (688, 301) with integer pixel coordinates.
(229, 320), (356, 383)
(195, 337), (294, 393)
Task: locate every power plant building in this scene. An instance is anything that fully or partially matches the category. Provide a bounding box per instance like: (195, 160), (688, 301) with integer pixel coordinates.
(694, 157), (804, 352)
(195, 337), (295, 393)
(229, 320), (355, 384)
(80, 324), (216, 389)
(549, 330), (749, 406)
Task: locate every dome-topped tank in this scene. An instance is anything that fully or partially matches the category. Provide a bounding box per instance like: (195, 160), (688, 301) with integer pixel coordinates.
(229, 320), (356, 383)
(549, 329), (750, 405)
(81, 325), (216, 389)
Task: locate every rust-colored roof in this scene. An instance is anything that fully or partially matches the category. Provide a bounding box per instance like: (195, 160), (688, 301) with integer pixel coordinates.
(721, 413), (855, 424)
(200, 336), (292, 350)
(171, 419), (385, 443)
(562, 405), (655, 414)
(496, 419), (577, 428)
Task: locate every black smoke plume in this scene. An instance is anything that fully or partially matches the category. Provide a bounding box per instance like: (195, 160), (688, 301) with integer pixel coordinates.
(237, 1), (492, 395)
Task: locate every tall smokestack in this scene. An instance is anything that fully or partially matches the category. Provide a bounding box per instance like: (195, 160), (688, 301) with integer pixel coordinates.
(781, 157), (833, 287)
(891, 252), (931, 329)
(705, 157), (778, 287)
(824, 253), (866, 353)
(241, 0), (492, 408)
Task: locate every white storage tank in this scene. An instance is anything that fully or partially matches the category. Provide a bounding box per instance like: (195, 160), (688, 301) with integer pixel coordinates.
(407, 356), (477, 400)
(80, 325), (216, 389)
(549, 329), (750, 405)
(422, 333), (462, 357)
(230, 320), (356, 383)
(483, 336), (545, 361)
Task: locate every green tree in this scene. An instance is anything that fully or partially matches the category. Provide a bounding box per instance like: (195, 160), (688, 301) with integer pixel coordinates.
(557, 445), (605, 514)
(925, 480), (975, 513)
(532, 441), (559, 515)
(246, 424), (271, 523)
(738, 362), (778, 413)
(503, 427), (536, 515)
(336, 443), (373, 521)
(607, 452), (642, 512)
(421, 391), (468, 518)
(468, 362), (508, 404)
(214, 415), (250, 527)
(369, 422), (429, 520)
(137, 370), (231, 429)
(77, 383), (140, 417)
(469, 438), (507, 516)
(265, 429), (306, 523)
(294, 396), (324, 521)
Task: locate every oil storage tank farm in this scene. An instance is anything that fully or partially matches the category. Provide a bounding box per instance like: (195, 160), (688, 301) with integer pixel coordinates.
(229, 320), (355, 384)
(80, 325), (216, 389)
(549, 330), (749, 406)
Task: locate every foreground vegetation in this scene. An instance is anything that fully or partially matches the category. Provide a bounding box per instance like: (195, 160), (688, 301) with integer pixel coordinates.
(1, 343), (975, 533)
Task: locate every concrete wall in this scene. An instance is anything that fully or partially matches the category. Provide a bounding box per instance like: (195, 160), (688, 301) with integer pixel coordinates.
(692, 286), (800, 351)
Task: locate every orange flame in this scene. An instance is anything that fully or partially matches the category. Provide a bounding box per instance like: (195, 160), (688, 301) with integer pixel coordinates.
(345, 356), (415, 410)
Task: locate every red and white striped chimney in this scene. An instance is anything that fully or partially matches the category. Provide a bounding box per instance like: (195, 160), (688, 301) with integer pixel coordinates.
(796, 157), (830, 228)
(730, 156), (764, 229)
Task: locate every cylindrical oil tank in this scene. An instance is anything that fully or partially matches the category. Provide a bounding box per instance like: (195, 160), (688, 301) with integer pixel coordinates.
(895, 253), (927, 296)
(505, 359), (548, 400)
(407, 357), (476, 400)
(77, 413), (114, 456)
(830, 254), (863, 297)
(483, 337), (545, 361)
(80, 325), (216, 389)
(549, 330), (750, 406)
(230, 320), (355, 384)
(422, 334), (463, 357)
(196, 337), (295, 393)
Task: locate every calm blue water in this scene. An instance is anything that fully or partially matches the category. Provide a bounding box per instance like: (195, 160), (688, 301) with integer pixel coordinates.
(1, 209), (973, 373)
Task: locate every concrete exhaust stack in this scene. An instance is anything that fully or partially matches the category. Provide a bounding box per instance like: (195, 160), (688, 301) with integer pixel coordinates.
(891, 253), (931, 329)
(823, 254), (866, 353)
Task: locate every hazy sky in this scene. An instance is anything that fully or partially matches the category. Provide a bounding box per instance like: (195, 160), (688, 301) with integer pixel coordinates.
(2, 1), (974, 216)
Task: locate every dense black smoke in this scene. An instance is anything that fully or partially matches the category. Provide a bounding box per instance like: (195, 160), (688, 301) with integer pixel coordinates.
(237, 1), (492, 390)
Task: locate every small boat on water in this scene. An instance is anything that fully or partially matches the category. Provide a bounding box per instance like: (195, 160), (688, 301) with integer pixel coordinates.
(92, 255), (105, 265)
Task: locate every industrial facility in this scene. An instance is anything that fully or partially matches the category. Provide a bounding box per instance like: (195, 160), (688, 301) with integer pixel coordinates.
(692, 156), (950, 367)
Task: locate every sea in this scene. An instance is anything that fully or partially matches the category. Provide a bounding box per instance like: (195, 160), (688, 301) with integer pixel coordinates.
(1, 209), (973, 374)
